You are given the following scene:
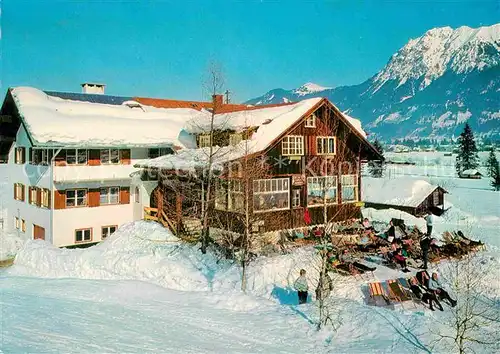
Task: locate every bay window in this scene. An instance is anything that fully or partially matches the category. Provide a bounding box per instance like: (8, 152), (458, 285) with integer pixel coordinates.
(341, 174), (358, 202)
(253, 178), (290, 212)
(282, 136), (304, 156)
(307, 176), (338, 205)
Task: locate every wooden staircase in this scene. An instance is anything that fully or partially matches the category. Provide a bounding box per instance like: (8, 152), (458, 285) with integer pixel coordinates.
(143, 207), (201, 242)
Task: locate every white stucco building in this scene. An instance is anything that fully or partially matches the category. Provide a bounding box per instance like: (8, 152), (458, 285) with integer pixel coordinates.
(0, 86), (204, 247)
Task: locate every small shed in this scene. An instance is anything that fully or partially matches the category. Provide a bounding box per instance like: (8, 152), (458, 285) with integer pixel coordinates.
(362, 177), (448, 216)
(459, 169), (482, 179)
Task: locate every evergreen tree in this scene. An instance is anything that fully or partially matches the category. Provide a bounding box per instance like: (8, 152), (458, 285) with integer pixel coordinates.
(491, 161), (500, 191)
(455, 123), (479, 175)
(485, 148), (498, 177)
(368, 139), (385, 178)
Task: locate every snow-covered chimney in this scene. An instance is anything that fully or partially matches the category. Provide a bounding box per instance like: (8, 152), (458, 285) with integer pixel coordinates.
(81, 82), (105, 95)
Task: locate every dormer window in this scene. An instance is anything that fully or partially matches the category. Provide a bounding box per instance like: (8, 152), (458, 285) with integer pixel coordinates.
(305, 114), (316, 128)
(282, 135), (304, 156)
(229, 133), (242, 146)
(198, 134), (212, 148)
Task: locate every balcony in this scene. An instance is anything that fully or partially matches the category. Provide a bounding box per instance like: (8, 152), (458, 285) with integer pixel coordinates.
(53, 164), (139, 183)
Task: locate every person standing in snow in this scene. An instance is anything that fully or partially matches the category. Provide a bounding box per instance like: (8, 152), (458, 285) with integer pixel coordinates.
(294, 269), (309, 305)
(420, 212), (433, 269)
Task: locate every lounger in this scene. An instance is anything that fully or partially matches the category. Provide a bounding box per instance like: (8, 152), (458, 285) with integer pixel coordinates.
(368, 282), (390, 306)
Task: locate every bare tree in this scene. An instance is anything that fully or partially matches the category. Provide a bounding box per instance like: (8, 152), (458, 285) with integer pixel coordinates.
(430, 253), (500, 353)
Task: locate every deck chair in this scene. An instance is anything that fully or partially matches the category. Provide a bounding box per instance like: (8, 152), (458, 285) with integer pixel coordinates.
(368, 282), (390, 306)
(387, 280), (416, 308)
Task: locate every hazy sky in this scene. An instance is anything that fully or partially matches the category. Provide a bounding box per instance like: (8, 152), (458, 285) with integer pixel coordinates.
(1, 0), (498, 102)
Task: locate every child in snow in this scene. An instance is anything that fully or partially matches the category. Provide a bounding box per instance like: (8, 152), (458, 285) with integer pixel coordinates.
(294, 269), (309, 305)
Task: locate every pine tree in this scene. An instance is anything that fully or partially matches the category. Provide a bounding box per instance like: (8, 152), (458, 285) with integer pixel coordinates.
(486, 148), (498, 177)
(455, 123), (479, 175)
(368, 139), (385, 178)
(491, 162), (500, 191)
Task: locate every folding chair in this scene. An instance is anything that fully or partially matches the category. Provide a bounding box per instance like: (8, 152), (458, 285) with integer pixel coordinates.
(387, 279), (416, 309)
(368, 281), (390, 306)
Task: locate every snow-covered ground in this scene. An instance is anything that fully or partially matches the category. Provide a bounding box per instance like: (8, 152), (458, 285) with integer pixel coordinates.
(1, 152), (499, 352)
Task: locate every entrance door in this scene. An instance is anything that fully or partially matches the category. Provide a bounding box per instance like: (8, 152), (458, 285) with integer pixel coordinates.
(33, 224), (45, 240)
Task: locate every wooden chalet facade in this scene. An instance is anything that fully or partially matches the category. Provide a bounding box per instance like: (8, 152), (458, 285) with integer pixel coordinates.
(142, 96), (383, 236)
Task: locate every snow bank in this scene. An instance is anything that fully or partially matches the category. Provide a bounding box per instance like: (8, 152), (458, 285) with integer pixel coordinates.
(11, 87), (204, 147)
(9, 221), (228, 292)
(0, 229), (25, 260)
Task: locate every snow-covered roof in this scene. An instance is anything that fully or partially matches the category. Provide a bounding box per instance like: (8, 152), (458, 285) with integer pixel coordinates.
(362, 177), (444, 208)
(461, 169), (482, 176)
(186, 98), (323, 152)
(342, 112), (367, 138)
(10, 87), (207, 148)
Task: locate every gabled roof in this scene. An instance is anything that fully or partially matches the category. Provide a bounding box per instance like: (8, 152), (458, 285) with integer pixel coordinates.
(362, 177), (447, 208)
(461, 169), (482, 176)
(6, 87), (207, 148)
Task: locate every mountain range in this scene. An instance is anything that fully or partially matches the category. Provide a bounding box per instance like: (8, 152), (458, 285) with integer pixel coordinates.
(246, 24), (500, 142)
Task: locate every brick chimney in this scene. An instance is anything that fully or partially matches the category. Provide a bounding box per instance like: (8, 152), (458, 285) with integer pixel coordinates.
(212, 94), (223, 113)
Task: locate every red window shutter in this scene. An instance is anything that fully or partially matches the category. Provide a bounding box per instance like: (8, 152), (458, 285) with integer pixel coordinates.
(28, 187), (33, 204)
(54, 189), (66, 210)
(88, 188), (100, 207)
(120, 187), (130, 204)
(36, 188), (42, 207)
(120, 149), (131, 165)
(88, 149), (101, 166)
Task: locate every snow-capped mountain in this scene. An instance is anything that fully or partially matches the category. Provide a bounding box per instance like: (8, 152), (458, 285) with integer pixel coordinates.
(246, 23), (500, 141)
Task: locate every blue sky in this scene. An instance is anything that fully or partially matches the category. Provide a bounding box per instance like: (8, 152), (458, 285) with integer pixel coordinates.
(1, 0), (498, 102)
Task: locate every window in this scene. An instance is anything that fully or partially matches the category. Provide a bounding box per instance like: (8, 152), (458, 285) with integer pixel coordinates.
(292, 188), (302, 208)
(21, 219), (26, 232)
(41, 188), (50, 208)
(281, 136), (304, 156)
(229, 133), (243, 146)
(31, 149), (53, 165)
(433, 190), (440, 205)
(14, 217), (20, 229)
(66, 149), (88, 165)
(14, 183), (24, 201)
(148, 148), (170, 159)
(317, 137), (336, 155)
(307, 176), (338, 206)
(215, 180), (227, 210)
(253, 178), (290, 212)
(66, 189), (87, 207)
(15, 147), (25, 164)
(135, 187), (140, 203)
(228, 180), (244, 212)
(341, 174), (358, 202)
(102, 225), (117, 239)
(198, 135), (211, 148)
(75, 228), (92, 243)
(29, 187), (38, 205)
(305, 114), (316, 128)
(100, 149), (120, 164)
(100, 187), (120, 205)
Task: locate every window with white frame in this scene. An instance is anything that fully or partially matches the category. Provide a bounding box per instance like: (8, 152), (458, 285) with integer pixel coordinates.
(66, 189), (87, 207)
(305, 114), (316, 128)
(102, 225), (117, 239)
(14, 147), (25, 164)
(100, 187), (120, 205)
(228, 180), (244, 212)
(229, 133), (243, 146)
(292, 188), (301, 208)
(75, 228), (92, 243)
(198, 134), (211, 148)
(341, 174), (358, 202)
(317, 137), (336, 155)
(253, 178), (290, 212)
(281, 136), (304, 156)
(41, 188), (50, 208)
(100, 149), (120, 164)
(66, 149), (88, 165)
(307, 176), (338, 206)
